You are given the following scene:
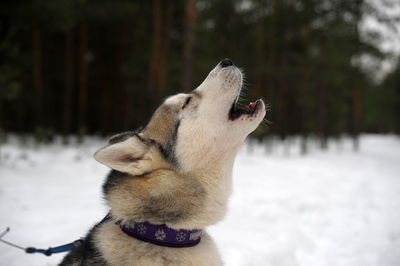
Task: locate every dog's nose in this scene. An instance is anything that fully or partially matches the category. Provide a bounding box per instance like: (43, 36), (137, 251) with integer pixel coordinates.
(220, 58), (233, 68)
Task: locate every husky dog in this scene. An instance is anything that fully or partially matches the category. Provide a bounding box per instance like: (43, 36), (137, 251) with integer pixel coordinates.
(59, 59), (265, 266)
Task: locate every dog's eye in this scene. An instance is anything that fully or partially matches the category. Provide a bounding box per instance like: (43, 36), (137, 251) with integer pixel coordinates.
(182, 97), (192, 109)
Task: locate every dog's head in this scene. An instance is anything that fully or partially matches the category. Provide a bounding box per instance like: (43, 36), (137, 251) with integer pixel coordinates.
(95, 59), (265, 175)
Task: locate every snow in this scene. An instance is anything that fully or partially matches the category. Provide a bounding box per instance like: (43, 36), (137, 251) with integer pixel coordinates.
(0, 135), (399, 266)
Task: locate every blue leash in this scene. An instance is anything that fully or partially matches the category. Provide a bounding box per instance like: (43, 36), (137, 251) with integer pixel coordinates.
(0, 227), (82, 256)
(25, 239), (83, 256)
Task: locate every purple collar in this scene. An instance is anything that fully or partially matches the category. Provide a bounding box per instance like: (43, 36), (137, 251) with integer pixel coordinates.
(118, 221), (202, 248)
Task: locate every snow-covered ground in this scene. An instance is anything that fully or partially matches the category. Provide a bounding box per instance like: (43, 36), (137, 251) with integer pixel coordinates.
(0, 134), (399, 266)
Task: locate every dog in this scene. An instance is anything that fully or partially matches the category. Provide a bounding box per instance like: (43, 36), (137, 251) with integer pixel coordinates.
(59, 59), (266, 266)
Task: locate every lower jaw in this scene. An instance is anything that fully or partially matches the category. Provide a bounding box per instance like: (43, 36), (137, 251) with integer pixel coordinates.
(228, 101), (261, 121)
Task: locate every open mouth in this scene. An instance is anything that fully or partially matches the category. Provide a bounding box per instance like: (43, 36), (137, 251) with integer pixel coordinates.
(229, 99), (262, 121)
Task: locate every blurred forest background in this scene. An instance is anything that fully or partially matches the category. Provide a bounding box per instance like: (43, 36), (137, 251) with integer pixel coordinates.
(0, 0), (399, 148)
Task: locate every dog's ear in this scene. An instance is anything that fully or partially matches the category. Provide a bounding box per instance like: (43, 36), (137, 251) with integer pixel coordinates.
(94, 135), (160, 176)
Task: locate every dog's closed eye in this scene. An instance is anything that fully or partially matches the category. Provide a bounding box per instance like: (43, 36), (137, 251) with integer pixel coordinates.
(182, 97), (192, 109)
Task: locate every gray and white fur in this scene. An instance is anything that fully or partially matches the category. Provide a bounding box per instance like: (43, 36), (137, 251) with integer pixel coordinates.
(59, 59), (266, 266)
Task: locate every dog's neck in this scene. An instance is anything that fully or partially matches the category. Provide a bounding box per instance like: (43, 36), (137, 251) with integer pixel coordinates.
(105, 158), (234, 230)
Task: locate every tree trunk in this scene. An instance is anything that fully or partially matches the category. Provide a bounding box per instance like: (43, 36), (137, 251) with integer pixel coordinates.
(116, 22), (132, 131)
(115, 22), (129, 131)
(254, 9), (265, 99)
(32, 17), (43, 127)
(299, 33), (311, 154)
(267, 1), (278, 136)
(182, 0), (196, 92)
(353, 68), (361, 150)
(63, 28), (74, 138)
(352, 0), (363, 151)
(318, 78), (328, 149)
(159, 2), (174, 93)
(149, 0), (162, 102)
(79, 18), (88, 134)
